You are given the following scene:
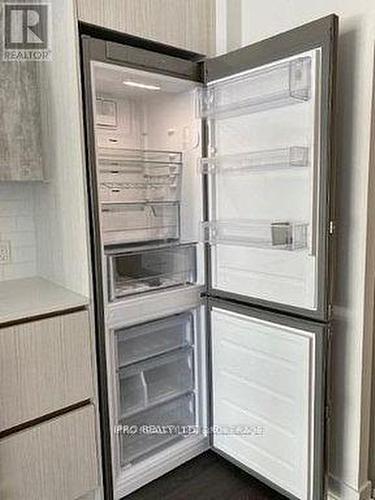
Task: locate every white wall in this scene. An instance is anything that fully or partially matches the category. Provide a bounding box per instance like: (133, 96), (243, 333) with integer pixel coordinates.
(34, 0), (91, 297)
(0, 184), (37, 281)
(217, 1), (375, 499)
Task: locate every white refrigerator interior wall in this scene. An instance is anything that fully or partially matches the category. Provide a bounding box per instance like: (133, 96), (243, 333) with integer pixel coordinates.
(216, 0), (375, 497)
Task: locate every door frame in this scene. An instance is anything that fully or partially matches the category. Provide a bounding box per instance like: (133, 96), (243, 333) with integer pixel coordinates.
(207, 297), (329, 500)
(203, 14), (338, 322)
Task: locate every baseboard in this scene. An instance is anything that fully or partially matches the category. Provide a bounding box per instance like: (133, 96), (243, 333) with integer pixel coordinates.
(328, 475), (373, 500)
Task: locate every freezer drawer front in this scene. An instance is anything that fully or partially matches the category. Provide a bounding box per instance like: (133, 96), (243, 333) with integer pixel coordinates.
(209, 301), (327, 500)
(202, 15), (337, 321)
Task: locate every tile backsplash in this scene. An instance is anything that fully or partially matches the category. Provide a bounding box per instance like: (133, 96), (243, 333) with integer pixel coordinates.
(0, 184), (37, 281)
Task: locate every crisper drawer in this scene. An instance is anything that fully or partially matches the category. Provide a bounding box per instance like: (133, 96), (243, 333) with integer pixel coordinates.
(108, 243), (196, 300)
(118, 347), (194, 417)
(0, 311), (93, 432)
(119, 392), (195, 466)
(101, 201), (180, 245)
(116, 312), (194, 366)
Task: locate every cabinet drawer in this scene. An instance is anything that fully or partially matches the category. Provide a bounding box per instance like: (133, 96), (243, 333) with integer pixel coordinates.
(0, 311), (93, 432)
(0, 405), (98, 500)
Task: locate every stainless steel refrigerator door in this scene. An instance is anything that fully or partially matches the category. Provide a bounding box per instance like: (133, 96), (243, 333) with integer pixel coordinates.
(208, 298), (329, 500)
(202, 15), (338, 322)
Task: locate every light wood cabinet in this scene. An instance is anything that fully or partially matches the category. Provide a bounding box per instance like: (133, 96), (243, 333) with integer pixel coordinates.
(0, 405), (98, 500)
(0, 61), (44, 181)
(0, 311), (94, 432)
(76, 0), (216, 55)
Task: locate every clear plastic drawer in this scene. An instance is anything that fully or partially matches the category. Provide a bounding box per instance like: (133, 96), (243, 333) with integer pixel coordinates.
(107, 243), (196, 300)
(119, 392), (195, 465)
(118, 347), (194, 417)
(116, 312), (194, 367)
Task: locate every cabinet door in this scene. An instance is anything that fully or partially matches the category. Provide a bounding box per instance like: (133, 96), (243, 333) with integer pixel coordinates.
(0, 311), (94, 432)
(77, 0), (216, 55)
(209, 300), (328, 500)
(0, 406), (98, 500)
(201, 15), (337, 321)
(0, 61), (43, 181)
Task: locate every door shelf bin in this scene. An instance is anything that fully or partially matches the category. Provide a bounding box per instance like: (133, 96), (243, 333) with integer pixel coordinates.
(101, 202), (180, 246)
(119, 392), (195, 466)
(107, 243), (197, 300)
(118, 347), (194, 417)
(98, 149), (183, 204)
(200, 146), (309, 174)
(202, 220), (309, 250)
(198, 57), (311, 119)
(116, 312), (194, 367)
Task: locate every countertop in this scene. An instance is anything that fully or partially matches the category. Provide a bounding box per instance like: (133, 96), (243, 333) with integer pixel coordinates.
(0, 277), (89, 325)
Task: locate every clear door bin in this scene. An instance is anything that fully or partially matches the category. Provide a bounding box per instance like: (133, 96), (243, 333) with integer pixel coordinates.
(107, 243), (197, 300)
(198, 57), (311, 119)
(98, 148), (183, 204)
(101, 201), (180, 245)
(119, 393), (195, 465)
(116, 312), (194, 367)
(200, 146), (309, 174)
(118, 347), (194, 417)
(203, 220), (308, 250)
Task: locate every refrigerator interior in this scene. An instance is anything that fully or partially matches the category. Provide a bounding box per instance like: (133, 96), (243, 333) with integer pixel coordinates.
(110, 306), (208, 497)
(112, 311), (202, 450)
(201, 49), (323, 311)
(89, 61), (208, 496)
(92, 62), (202, 248)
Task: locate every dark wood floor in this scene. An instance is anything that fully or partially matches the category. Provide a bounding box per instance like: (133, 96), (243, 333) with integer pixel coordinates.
(125, 451), (287, 500)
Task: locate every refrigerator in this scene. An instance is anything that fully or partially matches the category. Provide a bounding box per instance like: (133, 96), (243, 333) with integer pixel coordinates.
(79, 13), (338, 500)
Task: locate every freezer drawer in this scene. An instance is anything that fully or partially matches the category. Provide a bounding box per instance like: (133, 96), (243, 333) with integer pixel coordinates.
(119, 392), (195, 466)
(116, 312), (194, 366)
(107, 243), (197, 300)
(118, 347), (194, 417)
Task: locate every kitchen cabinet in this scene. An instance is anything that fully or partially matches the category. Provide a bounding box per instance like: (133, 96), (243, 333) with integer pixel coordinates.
(76, 0), (216, 55)
(0, 61), (44, 181)
(0, 406), (98, 500)
(0, 310), (93, 432)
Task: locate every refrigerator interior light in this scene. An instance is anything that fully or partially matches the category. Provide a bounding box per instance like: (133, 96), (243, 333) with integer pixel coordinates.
(123, 80), (161, 90)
